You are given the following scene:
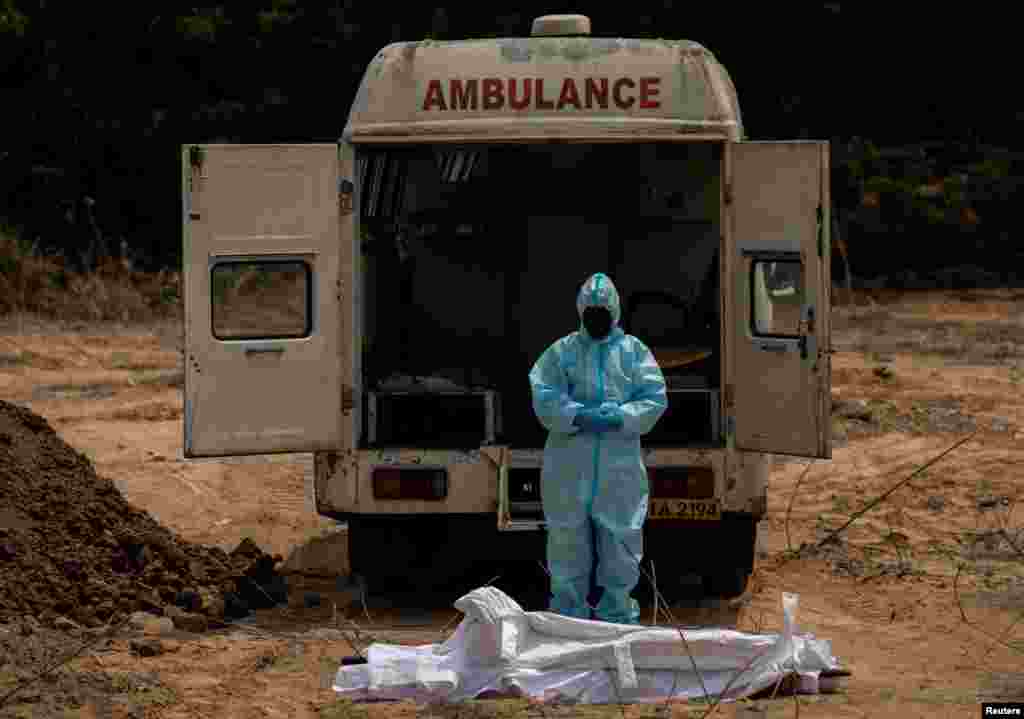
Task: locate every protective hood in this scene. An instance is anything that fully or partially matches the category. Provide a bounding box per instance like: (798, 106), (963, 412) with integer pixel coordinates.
(576, 273), (622, 342)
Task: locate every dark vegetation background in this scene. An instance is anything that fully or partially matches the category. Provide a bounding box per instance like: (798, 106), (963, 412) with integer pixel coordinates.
(1, 2), (1021, 286)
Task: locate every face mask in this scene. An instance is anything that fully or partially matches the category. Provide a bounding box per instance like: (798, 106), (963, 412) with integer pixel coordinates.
(582, 306), (613, 340)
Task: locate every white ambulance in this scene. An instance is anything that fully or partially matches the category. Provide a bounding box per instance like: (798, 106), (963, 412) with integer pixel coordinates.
(182, 14), (832, 603)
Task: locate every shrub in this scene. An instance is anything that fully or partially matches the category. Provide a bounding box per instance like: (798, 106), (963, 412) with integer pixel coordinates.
(0, 228), (181, 322)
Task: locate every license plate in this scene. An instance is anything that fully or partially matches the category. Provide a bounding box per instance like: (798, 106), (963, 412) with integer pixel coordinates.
(648, 498), (721, 521)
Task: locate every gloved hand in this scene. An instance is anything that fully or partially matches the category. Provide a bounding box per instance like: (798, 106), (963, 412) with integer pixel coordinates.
(573, 405), (624, 434)
(596, 403), (624, 431)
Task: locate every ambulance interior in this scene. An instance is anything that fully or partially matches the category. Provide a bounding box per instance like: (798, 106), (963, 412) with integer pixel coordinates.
(357, 142), (728, 450)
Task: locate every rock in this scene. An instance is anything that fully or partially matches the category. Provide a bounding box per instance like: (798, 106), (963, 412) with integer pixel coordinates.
(130, 638), (165, 657)
(53, 615), (82, 633)
(129, 611), (158, 629)
(280, 526), (349, 578)
(146, 616), (175, 635)
(991, 417), (1011, 433)
(926, 496), (945, 512)
(128, 610), (174, 635)
(832, 398), (872, 422)
(978, 496), (1010, 510)
(166, 606), (208, 633)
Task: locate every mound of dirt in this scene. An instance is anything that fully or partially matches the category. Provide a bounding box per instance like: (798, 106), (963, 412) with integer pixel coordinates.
(0, 400), (286, 629)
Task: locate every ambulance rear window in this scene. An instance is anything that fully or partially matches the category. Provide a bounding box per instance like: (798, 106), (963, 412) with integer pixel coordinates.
(751, 260), (803, 337)
(211, 260), (312, 340)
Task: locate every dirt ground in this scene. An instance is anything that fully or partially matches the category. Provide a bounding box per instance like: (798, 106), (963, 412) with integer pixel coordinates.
(1, 288), (1023, 718)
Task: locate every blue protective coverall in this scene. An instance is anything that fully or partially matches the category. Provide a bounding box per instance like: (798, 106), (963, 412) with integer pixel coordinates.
(528, 273), (668, 624)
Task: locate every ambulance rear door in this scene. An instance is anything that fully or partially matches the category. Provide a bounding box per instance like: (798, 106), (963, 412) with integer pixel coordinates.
(182, 144), (344, 457)
(728, 141), (832, 459)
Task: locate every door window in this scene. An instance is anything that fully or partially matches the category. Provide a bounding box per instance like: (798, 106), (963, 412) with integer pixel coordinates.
(751, 259), (804, 337)
(211, 259), (312, 340)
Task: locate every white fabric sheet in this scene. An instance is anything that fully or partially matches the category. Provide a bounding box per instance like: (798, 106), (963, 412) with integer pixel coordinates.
(333, 586), (841, 704)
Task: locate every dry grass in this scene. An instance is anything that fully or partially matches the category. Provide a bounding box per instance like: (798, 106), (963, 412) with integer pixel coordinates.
(813, 455), (1024, 701)
(0, 233), (181, 323)
(833, 309), (1024, 365)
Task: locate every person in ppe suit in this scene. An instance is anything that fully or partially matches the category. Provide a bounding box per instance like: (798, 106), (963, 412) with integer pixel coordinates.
(529, 272), (668, 624)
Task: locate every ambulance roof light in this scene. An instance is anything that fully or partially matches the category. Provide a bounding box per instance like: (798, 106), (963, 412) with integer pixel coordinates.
(531, 14), (591, 37)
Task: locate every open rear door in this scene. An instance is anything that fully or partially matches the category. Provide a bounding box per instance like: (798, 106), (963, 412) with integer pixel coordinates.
(182, 144), (343, 457)
(729, 141), (831, 459)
